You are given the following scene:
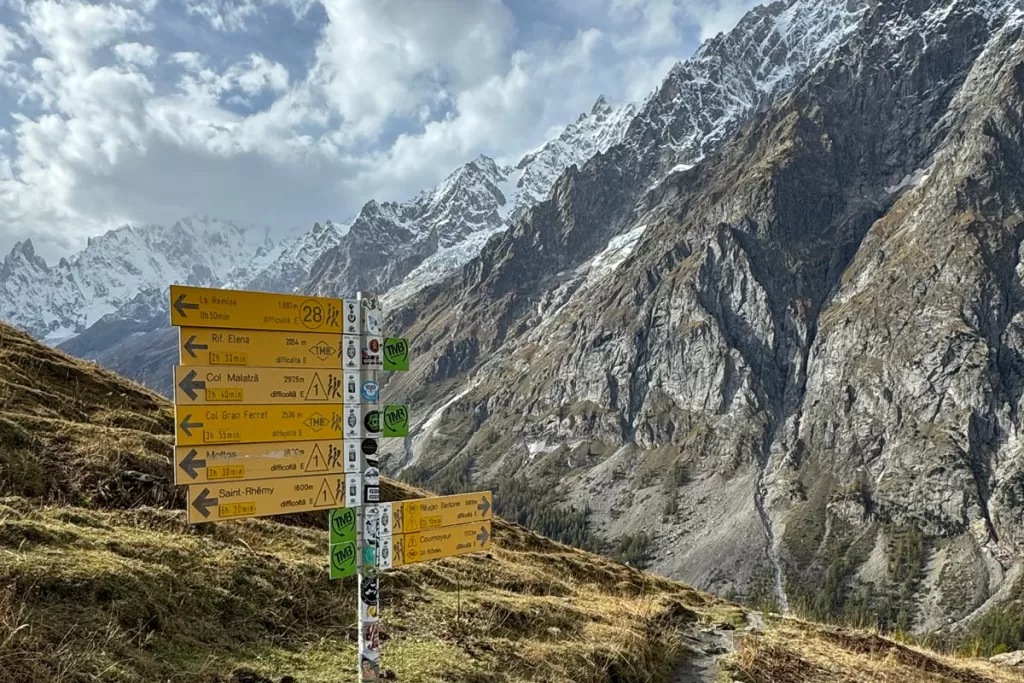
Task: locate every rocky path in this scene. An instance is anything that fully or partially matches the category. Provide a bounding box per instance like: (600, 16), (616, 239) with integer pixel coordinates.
(671, 613), (766, 683)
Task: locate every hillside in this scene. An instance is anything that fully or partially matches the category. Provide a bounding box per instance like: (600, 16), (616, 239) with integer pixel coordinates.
(2, 325), (1023, 682)
(376, 0), (1024, 643)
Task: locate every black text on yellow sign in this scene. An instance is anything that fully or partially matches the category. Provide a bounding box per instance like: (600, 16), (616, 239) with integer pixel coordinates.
(178, 327), (342, 368)
(391, 521), (491, 567)
(175, 405), (344, 445)
(174, 440), (344, 484)
(173, 365), (346, 405)
(169, 285), (344, 333)
(392, 491), (492, 534)
(187, 474), (348, 523)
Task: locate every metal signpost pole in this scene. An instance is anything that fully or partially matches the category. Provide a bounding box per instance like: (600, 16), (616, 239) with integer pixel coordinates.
(356, 291), (383, 682)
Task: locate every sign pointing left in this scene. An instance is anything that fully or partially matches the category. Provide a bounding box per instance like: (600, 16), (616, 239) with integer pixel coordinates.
(169, 285), (344, 333)
(173, 292), (200, 318)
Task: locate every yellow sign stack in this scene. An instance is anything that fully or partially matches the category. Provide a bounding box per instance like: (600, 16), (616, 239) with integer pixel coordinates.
(170, 284), (359, 523)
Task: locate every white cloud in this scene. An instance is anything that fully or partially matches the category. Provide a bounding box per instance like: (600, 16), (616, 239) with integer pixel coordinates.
(0, 0), (756, 261)
(113, 41), (158, 66)
(0, 24), (26, 62)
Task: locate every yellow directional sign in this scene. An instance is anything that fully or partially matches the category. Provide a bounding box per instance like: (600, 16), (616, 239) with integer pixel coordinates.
(178, 327), (342, 368)
(392, 491), (492, 534)
(174, 440), (345, 484)
(187, 474), (348, 523)
(173, 366), (346, 405)
(170, 285), (343, 333)
(392, 521), (492, 567)
(175, 405), (343, 445)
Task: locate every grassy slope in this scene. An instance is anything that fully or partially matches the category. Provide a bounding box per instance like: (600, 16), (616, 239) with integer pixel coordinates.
(0, 321), (1020, 683)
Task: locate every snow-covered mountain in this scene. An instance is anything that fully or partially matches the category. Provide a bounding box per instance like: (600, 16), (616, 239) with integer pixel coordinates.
(0, 217), (292, 342)
(307, 95), (638, 300)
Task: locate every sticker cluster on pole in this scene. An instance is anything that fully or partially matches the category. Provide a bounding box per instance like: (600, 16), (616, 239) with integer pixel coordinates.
(168, 283), (490, 683)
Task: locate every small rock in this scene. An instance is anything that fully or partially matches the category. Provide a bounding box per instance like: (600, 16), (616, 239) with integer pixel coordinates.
(990, 650), (1024, 667)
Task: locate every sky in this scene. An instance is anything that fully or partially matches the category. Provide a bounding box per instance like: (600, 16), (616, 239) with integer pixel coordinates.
(0, 0), (760, 262)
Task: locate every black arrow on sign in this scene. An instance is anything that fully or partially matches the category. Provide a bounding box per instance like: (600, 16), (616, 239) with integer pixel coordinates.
(192, 488), (218, 519)
(182, 335), (208, 359)
(178, 370), (206, 401)
(179, 414), (203, 437)
(179, 449), (205, 480)
(478, 495), (491, 516)
(173, 293), (199, 318)
(477, 526), (489, 546)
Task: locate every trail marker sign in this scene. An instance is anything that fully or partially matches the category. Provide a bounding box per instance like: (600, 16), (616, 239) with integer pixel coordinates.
(173, 366), (345, 405)
(170, 285), (343, 333)
(173, 440), (343, 485)
(186, 474), (346, 523)
(177, 327), (342, 368)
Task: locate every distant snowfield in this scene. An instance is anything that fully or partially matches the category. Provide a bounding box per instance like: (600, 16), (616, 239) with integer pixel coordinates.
(383, 225), (509, 309)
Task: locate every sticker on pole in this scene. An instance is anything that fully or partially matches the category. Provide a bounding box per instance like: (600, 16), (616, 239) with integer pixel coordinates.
(382, 337), (410, 371)
(330, 541), (356, 579)
(382, 404), (409, 437)
(330, 507), (357, 545)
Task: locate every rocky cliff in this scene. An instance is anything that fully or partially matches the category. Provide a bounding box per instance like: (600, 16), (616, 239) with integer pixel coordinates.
(382, 0), (1024, 640)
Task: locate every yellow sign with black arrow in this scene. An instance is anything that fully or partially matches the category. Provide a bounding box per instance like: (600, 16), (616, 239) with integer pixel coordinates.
(170, 285), (343, 333)
(391, 521), (492, 567)
(187, 474), (348, 523)
(173, 439), (345, 484)
(175, 405), (344, 445)
(178, 327), (342, 368)
(173, 366), (346, 405)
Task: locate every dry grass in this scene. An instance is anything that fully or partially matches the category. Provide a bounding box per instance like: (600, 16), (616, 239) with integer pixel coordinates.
(1, 320), (1022, 682)
(724, 620), (1024, 683)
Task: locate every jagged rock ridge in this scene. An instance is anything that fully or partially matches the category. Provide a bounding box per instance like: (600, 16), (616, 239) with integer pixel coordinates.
(383, 0), (1024, 636)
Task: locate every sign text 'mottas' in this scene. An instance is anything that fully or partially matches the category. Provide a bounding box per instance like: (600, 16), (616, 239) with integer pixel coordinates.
(173, 439), (344, 484)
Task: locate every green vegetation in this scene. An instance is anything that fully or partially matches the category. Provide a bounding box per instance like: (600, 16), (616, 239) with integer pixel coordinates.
(609, 531), (655, 570)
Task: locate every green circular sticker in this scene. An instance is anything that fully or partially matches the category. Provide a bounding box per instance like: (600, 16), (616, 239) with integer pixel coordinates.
(364, 410), (380, 433)
(330, 507), (357, 544)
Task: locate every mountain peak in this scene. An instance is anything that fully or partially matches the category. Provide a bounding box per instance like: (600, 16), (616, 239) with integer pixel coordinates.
(591, 94), (610, 115)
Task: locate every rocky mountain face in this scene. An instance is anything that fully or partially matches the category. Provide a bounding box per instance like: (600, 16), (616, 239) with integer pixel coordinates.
(0, 217), (283, 343)
(35, 96), (637, 394)
(383, 0), (1024, 638)
(306, 98), (637, 300)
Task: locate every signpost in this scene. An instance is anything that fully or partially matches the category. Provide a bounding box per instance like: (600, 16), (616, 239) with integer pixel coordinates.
(170, 285), (343, 333)
(168, 283), (490, 683)
(392, 520), (492, 567)
(177, 327), (343, 368)
(173, 366), (346, 405)
(173, 440), (345, 484)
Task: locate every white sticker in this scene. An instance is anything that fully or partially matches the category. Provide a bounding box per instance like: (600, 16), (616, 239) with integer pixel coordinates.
(364, 506), (380, 545)
(343, 440), (361, 473)
(363, 305), (382, 336)
(377, 533), (393, 570)
(364, 485), (380, 503)
(377, 503), (392, 536)
(345, 473), (362, 507)
(361, 335), (382, 369)
(344, 372), (359, 404)
(344, 404), (362, 439)
(364, 467), (380, 486)
(343, 300), (361, 335)
(343, 335), (360, 370)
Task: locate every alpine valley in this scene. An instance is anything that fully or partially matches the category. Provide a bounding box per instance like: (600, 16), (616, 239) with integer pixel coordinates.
(4, 0), (1024, 652)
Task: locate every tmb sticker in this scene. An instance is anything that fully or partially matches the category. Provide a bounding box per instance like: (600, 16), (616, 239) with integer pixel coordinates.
(383, 404), (409, 437)
(382, 337), (410, 372)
